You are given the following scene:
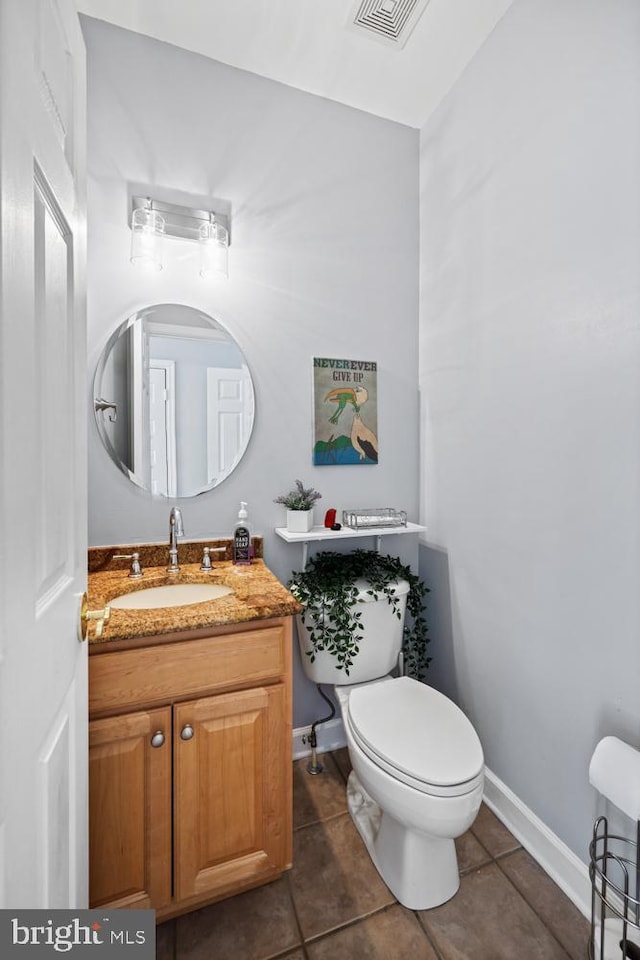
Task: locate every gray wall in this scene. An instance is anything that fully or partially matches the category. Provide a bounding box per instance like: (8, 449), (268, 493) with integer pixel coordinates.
(82, 18), (420, 727)
(419, 0), (640, 863)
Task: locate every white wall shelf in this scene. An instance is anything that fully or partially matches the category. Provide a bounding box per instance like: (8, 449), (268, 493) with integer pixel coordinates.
(275, 521), (425, 568)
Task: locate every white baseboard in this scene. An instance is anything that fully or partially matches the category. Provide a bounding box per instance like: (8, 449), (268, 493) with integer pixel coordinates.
(483, 767), (591, 919)
(292, 718), (346, 761)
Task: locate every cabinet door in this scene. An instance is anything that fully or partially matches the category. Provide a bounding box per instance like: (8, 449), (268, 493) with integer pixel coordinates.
(174, 684), (290, 902)
(89, 707), (172, 909)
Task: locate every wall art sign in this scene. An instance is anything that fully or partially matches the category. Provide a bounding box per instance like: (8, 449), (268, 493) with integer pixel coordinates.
(312, 357), (378, 465)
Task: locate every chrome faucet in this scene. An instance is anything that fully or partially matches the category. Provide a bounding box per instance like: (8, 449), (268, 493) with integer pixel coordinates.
(168, 507), (184, 573)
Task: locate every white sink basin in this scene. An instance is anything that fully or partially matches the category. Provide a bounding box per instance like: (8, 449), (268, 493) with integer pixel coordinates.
(109, 583), (234, 610)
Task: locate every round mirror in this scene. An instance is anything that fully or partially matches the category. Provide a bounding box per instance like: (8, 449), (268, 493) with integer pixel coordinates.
(93, 303), (255, 498)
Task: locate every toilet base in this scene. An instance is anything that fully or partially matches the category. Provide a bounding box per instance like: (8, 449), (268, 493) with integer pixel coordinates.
(346, 771), (460, 910)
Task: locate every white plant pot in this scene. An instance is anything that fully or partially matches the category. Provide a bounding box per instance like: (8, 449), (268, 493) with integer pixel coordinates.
(286, 509), (313, 533)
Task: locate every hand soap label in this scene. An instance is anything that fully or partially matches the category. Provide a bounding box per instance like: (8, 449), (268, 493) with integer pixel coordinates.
(233, 525), (251, 565)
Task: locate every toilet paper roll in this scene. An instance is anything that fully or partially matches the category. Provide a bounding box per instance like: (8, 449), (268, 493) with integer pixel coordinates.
(589, 736), (640, 821)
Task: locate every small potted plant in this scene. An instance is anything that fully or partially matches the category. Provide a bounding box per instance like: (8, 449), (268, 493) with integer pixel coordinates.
(274, 479), (322, 533)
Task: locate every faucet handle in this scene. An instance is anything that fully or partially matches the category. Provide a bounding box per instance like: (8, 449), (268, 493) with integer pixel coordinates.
(200, 545), (226, 571)
(113, 552), (143, 579)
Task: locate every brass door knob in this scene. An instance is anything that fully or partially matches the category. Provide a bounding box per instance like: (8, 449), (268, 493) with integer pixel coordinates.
(80, 593), (111, 640)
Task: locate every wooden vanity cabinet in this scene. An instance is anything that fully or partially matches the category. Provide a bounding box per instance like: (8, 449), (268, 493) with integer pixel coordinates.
(88, 617), (293, 920)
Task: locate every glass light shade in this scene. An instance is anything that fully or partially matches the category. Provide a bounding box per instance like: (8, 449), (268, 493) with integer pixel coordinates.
(130, 207), (165, 271)
(199, 220), (229, 279)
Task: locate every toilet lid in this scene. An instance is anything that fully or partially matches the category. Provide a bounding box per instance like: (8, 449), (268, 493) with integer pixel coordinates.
(348, 676), (484, 789)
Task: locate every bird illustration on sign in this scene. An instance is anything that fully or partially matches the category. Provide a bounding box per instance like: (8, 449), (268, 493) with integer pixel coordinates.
(313, 358), (378, 465)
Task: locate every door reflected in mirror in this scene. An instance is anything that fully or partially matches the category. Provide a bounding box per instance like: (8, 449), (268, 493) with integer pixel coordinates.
(93, 303), (255, 498)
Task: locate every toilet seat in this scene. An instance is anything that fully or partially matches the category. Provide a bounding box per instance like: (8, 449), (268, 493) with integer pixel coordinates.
(346, 676), (484, 798)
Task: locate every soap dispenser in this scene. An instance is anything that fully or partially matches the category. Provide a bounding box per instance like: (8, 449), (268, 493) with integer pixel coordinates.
(233, 502), (252, 565)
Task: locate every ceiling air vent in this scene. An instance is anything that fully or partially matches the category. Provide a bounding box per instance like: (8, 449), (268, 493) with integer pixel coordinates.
(349, 0), (431, 48)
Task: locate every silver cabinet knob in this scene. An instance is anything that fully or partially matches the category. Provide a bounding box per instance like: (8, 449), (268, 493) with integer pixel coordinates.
(180, 724), (194, 741)
(150, 731), (165, 748)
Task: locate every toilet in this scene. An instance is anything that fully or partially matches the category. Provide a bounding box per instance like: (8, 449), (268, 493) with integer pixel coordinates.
(297, 577), (484, 910)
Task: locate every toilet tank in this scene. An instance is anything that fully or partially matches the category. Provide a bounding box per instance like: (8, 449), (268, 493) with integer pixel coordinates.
(297, 578), (409, 686)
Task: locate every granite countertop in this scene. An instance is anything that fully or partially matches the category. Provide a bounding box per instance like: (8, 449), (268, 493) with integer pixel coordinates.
(87, 558), (302, 645)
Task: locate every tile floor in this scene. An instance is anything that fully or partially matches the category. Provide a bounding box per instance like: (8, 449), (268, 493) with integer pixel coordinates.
(157, 749), (589, 960)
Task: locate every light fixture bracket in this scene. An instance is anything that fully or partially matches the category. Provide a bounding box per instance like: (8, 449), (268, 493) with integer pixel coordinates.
(131, 196), (230, 245)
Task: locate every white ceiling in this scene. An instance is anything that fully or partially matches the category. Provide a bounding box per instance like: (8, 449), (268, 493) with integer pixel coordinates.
(75, 0), (515, 128)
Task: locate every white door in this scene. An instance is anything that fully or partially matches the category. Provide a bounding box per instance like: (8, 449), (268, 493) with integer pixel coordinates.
(149, 361), (177, 498)
(0, 0), (87, 908)
(131, 317), (151, 490)
(206, 366), (251, 485)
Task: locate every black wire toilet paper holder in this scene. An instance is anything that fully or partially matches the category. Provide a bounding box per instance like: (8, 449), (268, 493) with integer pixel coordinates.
(589, 815), (640, 959)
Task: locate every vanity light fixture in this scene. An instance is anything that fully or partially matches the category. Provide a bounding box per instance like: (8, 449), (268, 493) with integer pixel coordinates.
(130, 200), (165, 272)
(199, 218), (229, 280)
(130, 196), (230, 279)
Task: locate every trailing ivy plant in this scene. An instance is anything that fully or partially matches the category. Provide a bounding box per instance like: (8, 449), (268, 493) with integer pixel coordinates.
(289, 550), (431, 679)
